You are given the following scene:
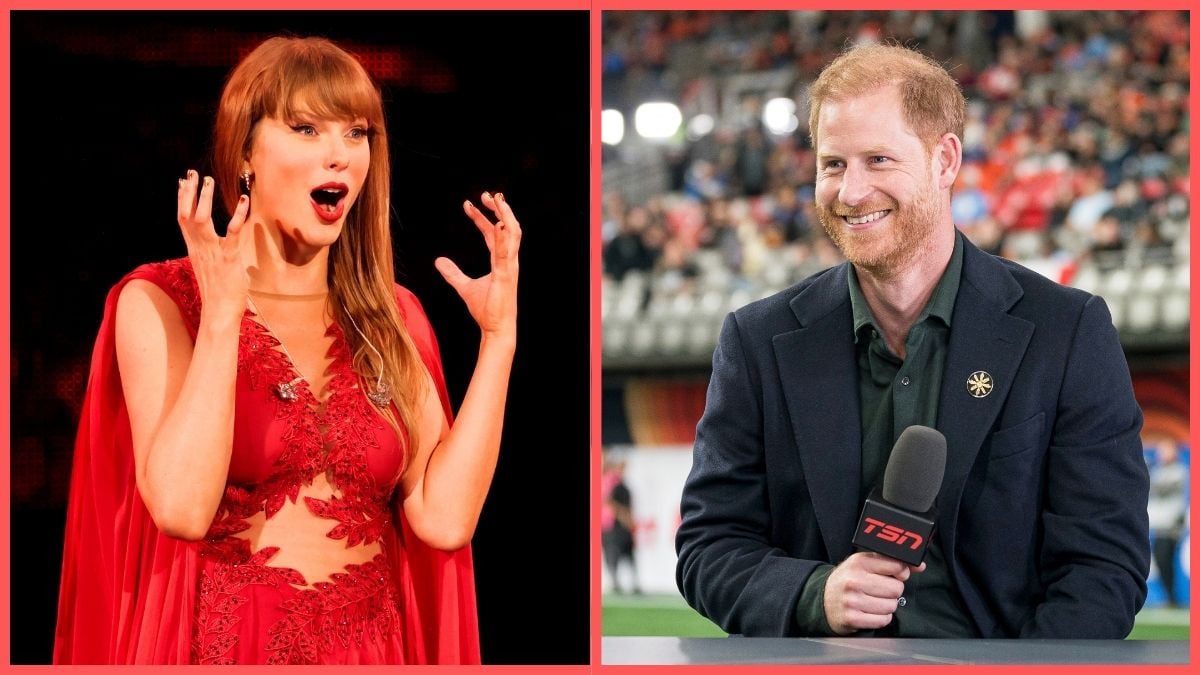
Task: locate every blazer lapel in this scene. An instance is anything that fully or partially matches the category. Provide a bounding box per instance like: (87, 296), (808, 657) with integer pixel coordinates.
(773, 265), (862, 563)
(935, 243), (1034, 560)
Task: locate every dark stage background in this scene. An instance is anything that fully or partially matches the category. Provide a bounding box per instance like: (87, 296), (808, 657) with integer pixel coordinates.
(8, 11), (589, 664)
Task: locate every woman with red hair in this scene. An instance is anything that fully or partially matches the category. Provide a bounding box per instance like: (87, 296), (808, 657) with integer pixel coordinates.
(54, 36), (519, 665)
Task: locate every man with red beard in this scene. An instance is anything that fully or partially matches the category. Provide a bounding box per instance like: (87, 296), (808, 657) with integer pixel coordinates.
(676, 44), (1149, 639)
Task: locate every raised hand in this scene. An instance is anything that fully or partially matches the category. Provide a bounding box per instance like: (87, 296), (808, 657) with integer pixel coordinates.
(403, 192), (520, 549)
(177, 170), (251, 322)
(434, 191), (521, 342)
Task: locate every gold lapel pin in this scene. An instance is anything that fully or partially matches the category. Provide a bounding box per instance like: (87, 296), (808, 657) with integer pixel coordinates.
(967, 371), (993, 398)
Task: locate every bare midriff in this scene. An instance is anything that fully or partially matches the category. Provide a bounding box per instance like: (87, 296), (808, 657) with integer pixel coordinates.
(232, 471), (384, 588)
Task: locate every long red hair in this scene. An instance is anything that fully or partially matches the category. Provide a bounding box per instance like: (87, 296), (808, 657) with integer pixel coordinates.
(213, 36), (428, 464)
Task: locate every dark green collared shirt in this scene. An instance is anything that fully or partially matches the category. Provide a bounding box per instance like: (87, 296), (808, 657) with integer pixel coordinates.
(796, 233), (979, 637)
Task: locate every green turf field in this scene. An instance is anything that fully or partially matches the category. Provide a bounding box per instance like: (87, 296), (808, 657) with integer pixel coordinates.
(603, 593), (1191, 640)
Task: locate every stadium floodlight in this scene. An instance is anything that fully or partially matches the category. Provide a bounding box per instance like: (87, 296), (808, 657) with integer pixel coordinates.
(602, 109), (625, 145)
(763, 97), (799, 135)
(687, 114), (715, 140)
(635, 102), (683, 140)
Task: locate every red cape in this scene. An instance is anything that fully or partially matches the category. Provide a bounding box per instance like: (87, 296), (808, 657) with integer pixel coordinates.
(54, 262), (480, 664)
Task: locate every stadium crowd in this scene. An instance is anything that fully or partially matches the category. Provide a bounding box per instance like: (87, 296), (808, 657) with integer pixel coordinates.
(602, 11), (1189, 298)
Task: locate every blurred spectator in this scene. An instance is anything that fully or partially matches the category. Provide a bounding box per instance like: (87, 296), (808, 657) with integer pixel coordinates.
(1065, 169), (1114, 240)
(683, 159), (729, 202)
(655, 236), (700, 297)
(951, 163), (991, 227)
(1146, 439), (1188, 608)
(604, 205), (658, 281)
(1090, 213), (1126, 255)
(1105, 180), (1150, 239)
(697, 197), (744, 273)
(767, 185), (812, 244)
(1130, 218), (1173, 265)
(602, 455), (641, 595)
(735, 126), (770, 196)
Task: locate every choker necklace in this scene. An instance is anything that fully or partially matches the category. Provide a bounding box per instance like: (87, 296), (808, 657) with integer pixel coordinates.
(248, 288), (329, 301)
(246, 296), (392, 408)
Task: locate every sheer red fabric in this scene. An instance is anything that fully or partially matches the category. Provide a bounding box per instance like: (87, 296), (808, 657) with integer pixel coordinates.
(53, 259), (480, 664)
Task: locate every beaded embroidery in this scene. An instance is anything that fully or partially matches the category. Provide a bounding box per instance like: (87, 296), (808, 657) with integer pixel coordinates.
(146, 260), (405, 665)
(265, 555), (399, 664)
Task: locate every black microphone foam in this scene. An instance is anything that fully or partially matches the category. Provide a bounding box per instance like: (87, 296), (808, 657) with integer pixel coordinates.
(881, 425), (946, 513)
(851, 425), (947, 565)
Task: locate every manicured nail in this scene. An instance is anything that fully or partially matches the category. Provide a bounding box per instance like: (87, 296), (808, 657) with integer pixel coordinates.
(495, 192), (505, 202)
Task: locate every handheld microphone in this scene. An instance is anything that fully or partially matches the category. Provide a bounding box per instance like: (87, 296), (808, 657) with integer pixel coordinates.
(851, 425), (947, 566)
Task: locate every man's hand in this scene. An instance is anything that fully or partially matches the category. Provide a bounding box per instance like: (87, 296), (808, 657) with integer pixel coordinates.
(824, 552), (926, 635)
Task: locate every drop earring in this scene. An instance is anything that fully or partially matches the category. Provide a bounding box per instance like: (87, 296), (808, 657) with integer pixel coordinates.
(344, 311), (393, 408)
(239, 169), (254, 196)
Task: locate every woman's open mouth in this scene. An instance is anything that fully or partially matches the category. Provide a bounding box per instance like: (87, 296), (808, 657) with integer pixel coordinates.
(310, 183), (349, 223)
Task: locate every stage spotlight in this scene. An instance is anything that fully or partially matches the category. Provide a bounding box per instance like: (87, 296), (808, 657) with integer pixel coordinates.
(635, 102), (682, 140)
(602, 109), (625, 145)
(687, 114), (715, 140)
(763, 97), (799, 135)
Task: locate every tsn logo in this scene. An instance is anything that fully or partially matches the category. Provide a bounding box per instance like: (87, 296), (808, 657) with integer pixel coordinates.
(862, 517), (924, 550)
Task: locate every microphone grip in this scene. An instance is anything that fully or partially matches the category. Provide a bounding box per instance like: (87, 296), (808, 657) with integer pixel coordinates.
(852, 496), (935, 566)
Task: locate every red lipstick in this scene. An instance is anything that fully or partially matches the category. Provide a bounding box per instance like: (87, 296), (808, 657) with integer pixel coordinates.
(310, 182), (349, 223)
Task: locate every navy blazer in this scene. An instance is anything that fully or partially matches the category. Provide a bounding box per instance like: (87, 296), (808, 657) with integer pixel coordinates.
(676, 237), (1149, 638)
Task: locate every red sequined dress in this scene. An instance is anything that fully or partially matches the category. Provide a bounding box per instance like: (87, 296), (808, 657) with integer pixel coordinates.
(54, 258), (479, 664)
